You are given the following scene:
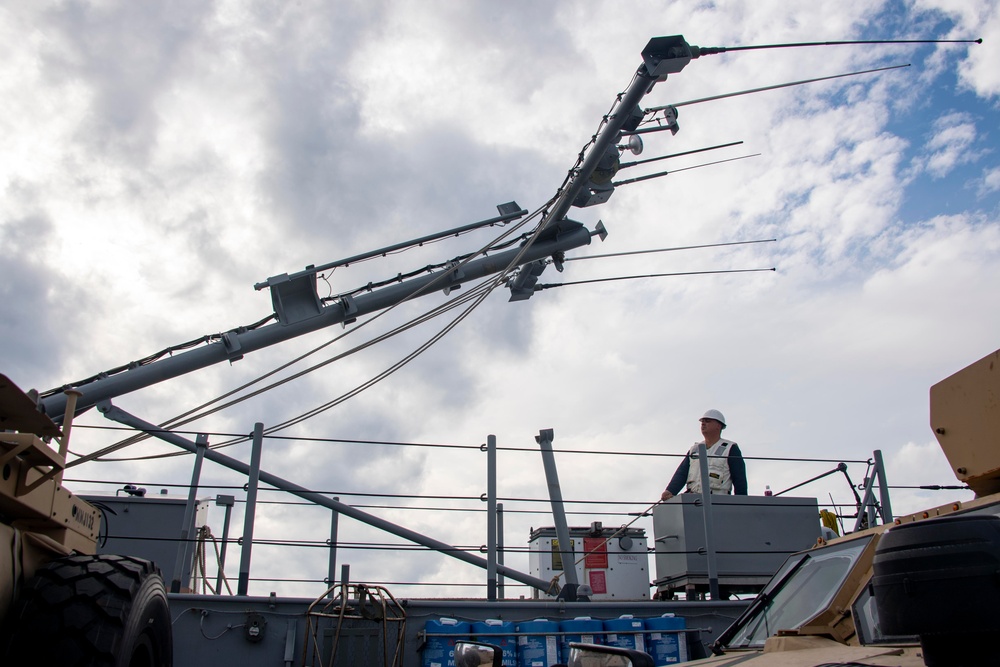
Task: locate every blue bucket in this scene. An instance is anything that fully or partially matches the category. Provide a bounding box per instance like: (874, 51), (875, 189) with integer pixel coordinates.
(603, 615), (647, 653)
(645, 614), (687, 665)
(472, 619), (517, 667)
(558, 617), (603, 664)
(516, 618), (559, 667)
(422, 618), (471, 667)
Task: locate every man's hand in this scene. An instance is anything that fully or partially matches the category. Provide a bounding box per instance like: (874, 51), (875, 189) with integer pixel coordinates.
(660, 489), (674, 501)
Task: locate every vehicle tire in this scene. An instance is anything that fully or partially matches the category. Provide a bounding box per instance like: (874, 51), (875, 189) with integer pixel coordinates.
(2, 553), (173, 667)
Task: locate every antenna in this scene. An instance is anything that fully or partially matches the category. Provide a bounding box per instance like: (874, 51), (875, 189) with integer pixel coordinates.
(644, 64), (911, 115)
(619, 141), (744, 170)
(613, 154), (760, 188)
(689, 38), (982, 58)
(254, 202), (528, 291)
(617, 134), (644, 156)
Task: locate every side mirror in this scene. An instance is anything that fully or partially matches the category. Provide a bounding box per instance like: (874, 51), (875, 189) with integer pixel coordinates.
(454, 641), (503, 667)
(566, 642), (654, 667)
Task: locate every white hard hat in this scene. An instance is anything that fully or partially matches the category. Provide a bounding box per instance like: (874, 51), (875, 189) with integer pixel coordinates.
(701, 409), (726, 428)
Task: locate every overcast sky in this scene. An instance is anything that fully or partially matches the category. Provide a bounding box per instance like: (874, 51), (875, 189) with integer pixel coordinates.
(2, 1), (998, 599)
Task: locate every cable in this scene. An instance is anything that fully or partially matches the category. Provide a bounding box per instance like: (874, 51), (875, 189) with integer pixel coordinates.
(72, 279), (489, 461)
(535, 268), (775, 291)
(207, 280), (501, 446)
(199, 610), (242, 640)
(72, 425), (482, 450)
(68, 427), (874, 467)
(73, 275), (499, 462)
(564, 239), (776, 263)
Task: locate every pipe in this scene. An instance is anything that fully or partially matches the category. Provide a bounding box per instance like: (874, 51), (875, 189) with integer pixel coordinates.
(536, 429), (578, 591)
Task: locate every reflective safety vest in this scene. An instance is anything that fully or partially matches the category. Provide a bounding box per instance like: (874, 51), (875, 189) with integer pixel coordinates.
(685, 439), (734, 494)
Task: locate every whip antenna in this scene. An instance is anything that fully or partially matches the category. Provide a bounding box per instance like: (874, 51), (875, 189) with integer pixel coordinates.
(613, 154), (760, 188)
(690, 37), (982, 58)
(619, 141), (744, 169)
(645, 64), (910, 114)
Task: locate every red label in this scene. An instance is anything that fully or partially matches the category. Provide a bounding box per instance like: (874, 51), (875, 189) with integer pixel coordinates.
(583, 537), (608, 568)
(589, 570), (607, 594)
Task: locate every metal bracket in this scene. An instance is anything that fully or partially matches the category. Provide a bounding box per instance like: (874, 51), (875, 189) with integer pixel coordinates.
(222, 332), (244, 363)
(442, 261), (466, 296)
(268, 274), (323, 325)
(340, 294), (358, 327)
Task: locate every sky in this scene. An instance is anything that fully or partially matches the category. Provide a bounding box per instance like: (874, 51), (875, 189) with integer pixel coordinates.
(2, 1), (998, 600)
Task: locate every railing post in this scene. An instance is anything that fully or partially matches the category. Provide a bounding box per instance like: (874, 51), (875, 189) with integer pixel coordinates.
(327, 497), (340, 598)
(486, 435), (498, 601)
(854, 468), (881, 533)
(497, 502), (505, 599)
(238, 422), (264, 596)
(215, 494), (235, 594)
(874, 450), (893, 523)
(173, 433), (207, 593)
(696, 443), (720, 600)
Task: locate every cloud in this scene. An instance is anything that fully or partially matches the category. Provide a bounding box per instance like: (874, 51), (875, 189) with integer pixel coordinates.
(977, 165), (1000, 195)
(913, 111), (982, 178)
(915, 0), (1000, 97)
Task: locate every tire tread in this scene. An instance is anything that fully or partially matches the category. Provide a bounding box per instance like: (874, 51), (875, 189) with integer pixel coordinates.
(2, 554), (172, 667)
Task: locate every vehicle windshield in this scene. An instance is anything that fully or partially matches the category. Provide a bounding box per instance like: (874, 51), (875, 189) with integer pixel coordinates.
(724, 536), (873, 648)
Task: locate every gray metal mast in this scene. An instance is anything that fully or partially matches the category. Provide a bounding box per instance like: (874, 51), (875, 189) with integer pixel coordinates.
(40, 36), (699, 421)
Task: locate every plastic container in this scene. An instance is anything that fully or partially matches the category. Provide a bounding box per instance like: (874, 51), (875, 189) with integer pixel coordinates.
(558, 617), (603, 664)
(516, 618), (559, 667)
(603, 615), (646, 653)
(645, 614), (688, 665)
(471, 619), (517, 667)
(422, 618), (471, 667)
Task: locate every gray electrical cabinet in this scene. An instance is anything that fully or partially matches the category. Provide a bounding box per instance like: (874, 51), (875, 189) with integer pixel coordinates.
(652, 494), (820, 598)
(82, 493), (210, 591)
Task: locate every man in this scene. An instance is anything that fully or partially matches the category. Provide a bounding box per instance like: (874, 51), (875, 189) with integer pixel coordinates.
(660, 409), (748, 500)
